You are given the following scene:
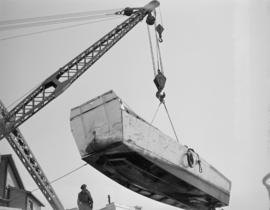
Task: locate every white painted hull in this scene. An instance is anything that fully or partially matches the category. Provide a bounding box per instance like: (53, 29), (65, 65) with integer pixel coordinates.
(70, 91), (231, 209)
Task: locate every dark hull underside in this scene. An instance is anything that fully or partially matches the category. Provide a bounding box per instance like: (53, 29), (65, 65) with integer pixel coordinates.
(83, 143), (228, 210)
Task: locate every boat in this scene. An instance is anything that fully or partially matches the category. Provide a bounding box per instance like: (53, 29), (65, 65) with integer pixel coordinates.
(70, 90), (231, 210)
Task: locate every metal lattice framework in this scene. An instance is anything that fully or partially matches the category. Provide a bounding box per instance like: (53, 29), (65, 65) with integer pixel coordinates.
(1, 11), (145, 140)
(1, 102), (64, 209)
(0, 1), (160, 209)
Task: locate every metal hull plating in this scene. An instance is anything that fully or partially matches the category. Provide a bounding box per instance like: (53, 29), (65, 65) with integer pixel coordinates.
(70, 91), (231, 210)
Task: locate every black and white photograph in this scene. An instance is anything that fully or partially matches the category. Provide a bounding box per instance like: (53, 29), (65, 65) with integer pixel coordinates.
(0, 1), (269, 210)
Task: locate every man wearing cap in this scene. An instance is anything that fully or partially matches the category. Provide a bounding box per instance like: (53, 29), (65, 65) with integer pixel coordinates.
(77, 184), (93, 210)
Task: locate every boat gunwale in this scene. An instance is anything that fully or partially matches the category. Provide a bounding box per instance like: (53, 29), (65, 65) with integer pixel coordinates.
(70, 97), (118, 121)
(70, 90), (231, 201)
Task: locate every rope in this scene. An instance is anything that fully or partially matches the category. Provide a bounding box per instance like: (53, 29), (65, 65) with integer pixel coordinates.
(155, 33), (163, 74)
(196, 153), (203, 173)
(185, 147), (203, 173)
(154, 21), (164, 74)
(162, 101), (180, 143)
(0, 9), (122, 31)
(153, 10), (161, 72)
(156, 38), (161, 71)
(0, 9), (121, 25)
(158, 7), (164, 26)
(31, 163), (88, 193)
(0, 14), (115, 31)
(147, 25), (157, 76)
(0, 16), (123, 41)
(151, 102), (162, 124)
(146, 10), (164, 76)
(8, 163), (88, 202)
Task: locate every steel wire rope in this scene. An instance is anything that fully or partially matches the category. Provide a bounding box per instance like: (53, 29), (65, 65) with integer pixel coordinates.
(150, 11), (180, 143)
(7, 163), (88, 203)
(151, 102), (162, 124)
(0, 9), (121, 25)
(4, 16), (122, 108)
(162, 101), (180, 143)
(147, 25), (157, 76)
(155, 33), (164, 74)
(0, 16), (124, 41)
(153, 10), (161, 72)
(147, 20), (180, 142)
(0, 13), (117, 31)
(154, 19), (164, 74)
(0, 8), (122, 30)
(31, 163), (88, 193)
(158, 7), (164, 26)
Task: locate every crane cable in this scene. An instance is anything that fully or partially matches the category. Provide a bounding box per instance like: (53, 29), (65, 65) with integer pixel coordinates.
(154, 24), (164, 74)
(162, 101), (180, 143)
(147, 25), (157, 76)
(158, 7), (164, 27)
(0, 14), (116, 32)
(151, 100), (180, 143)
(0, 9), (122, 31)
(0, 8), (124, 41)
(8, 163), (88, 202)
(153, 10), (163, 74)
(31, 163), (88, 193)
(151, 102), (162, 124)
(0, 9), (121, 25)
(148, 9), (180, 143)
(0, 16), (123, 41)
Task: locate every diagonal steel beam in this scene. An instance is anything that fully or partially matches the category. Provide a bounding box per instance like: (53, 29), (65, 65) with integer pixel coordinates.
(0, 100), (65, 210)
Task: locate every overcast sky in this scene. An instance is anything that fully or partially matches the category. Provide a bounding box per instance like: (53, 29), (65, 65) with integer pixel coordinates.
(0, 0), (270, 210)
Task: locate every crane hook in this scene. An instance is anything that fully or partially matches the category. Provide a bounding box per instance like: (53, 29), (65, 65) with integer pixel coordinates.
(154, 69), (166, 102)
(156, 24), (164, 42)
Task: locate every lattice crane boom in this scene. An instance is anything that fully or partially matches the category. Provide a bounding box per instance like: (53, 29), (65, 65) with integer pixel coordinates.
(0, 1), (160, 210)
(0, 0), (159, 140)
(0, 100), (64, 210)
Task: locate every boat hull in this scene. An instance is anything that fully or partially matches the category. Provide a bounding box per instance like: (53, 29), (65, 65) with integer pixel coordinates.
(70, 90), (231, 209)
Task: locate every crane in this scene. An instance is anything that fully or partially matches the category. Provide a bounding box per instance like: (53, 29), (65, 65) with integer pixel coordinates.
(0, 1), (160, 209)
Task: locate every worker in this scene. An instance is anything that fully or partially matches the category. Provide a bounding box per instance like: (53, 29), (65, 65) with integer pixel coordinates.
(77, 184), (93, 210)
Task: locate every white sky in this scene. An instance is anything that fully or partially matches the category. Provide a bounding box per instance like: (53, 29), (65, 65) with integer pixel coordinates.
(0, 0), (269, 210)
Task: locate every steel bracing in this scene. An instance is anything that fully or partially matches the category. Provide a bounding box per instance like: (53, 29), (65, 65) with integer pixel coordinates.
(0, 1), (159, 209)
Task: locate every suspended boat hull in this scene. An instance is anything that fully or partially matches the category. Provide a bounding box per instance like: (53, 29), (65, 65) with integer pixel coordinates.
(70, 91), (231, 210)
